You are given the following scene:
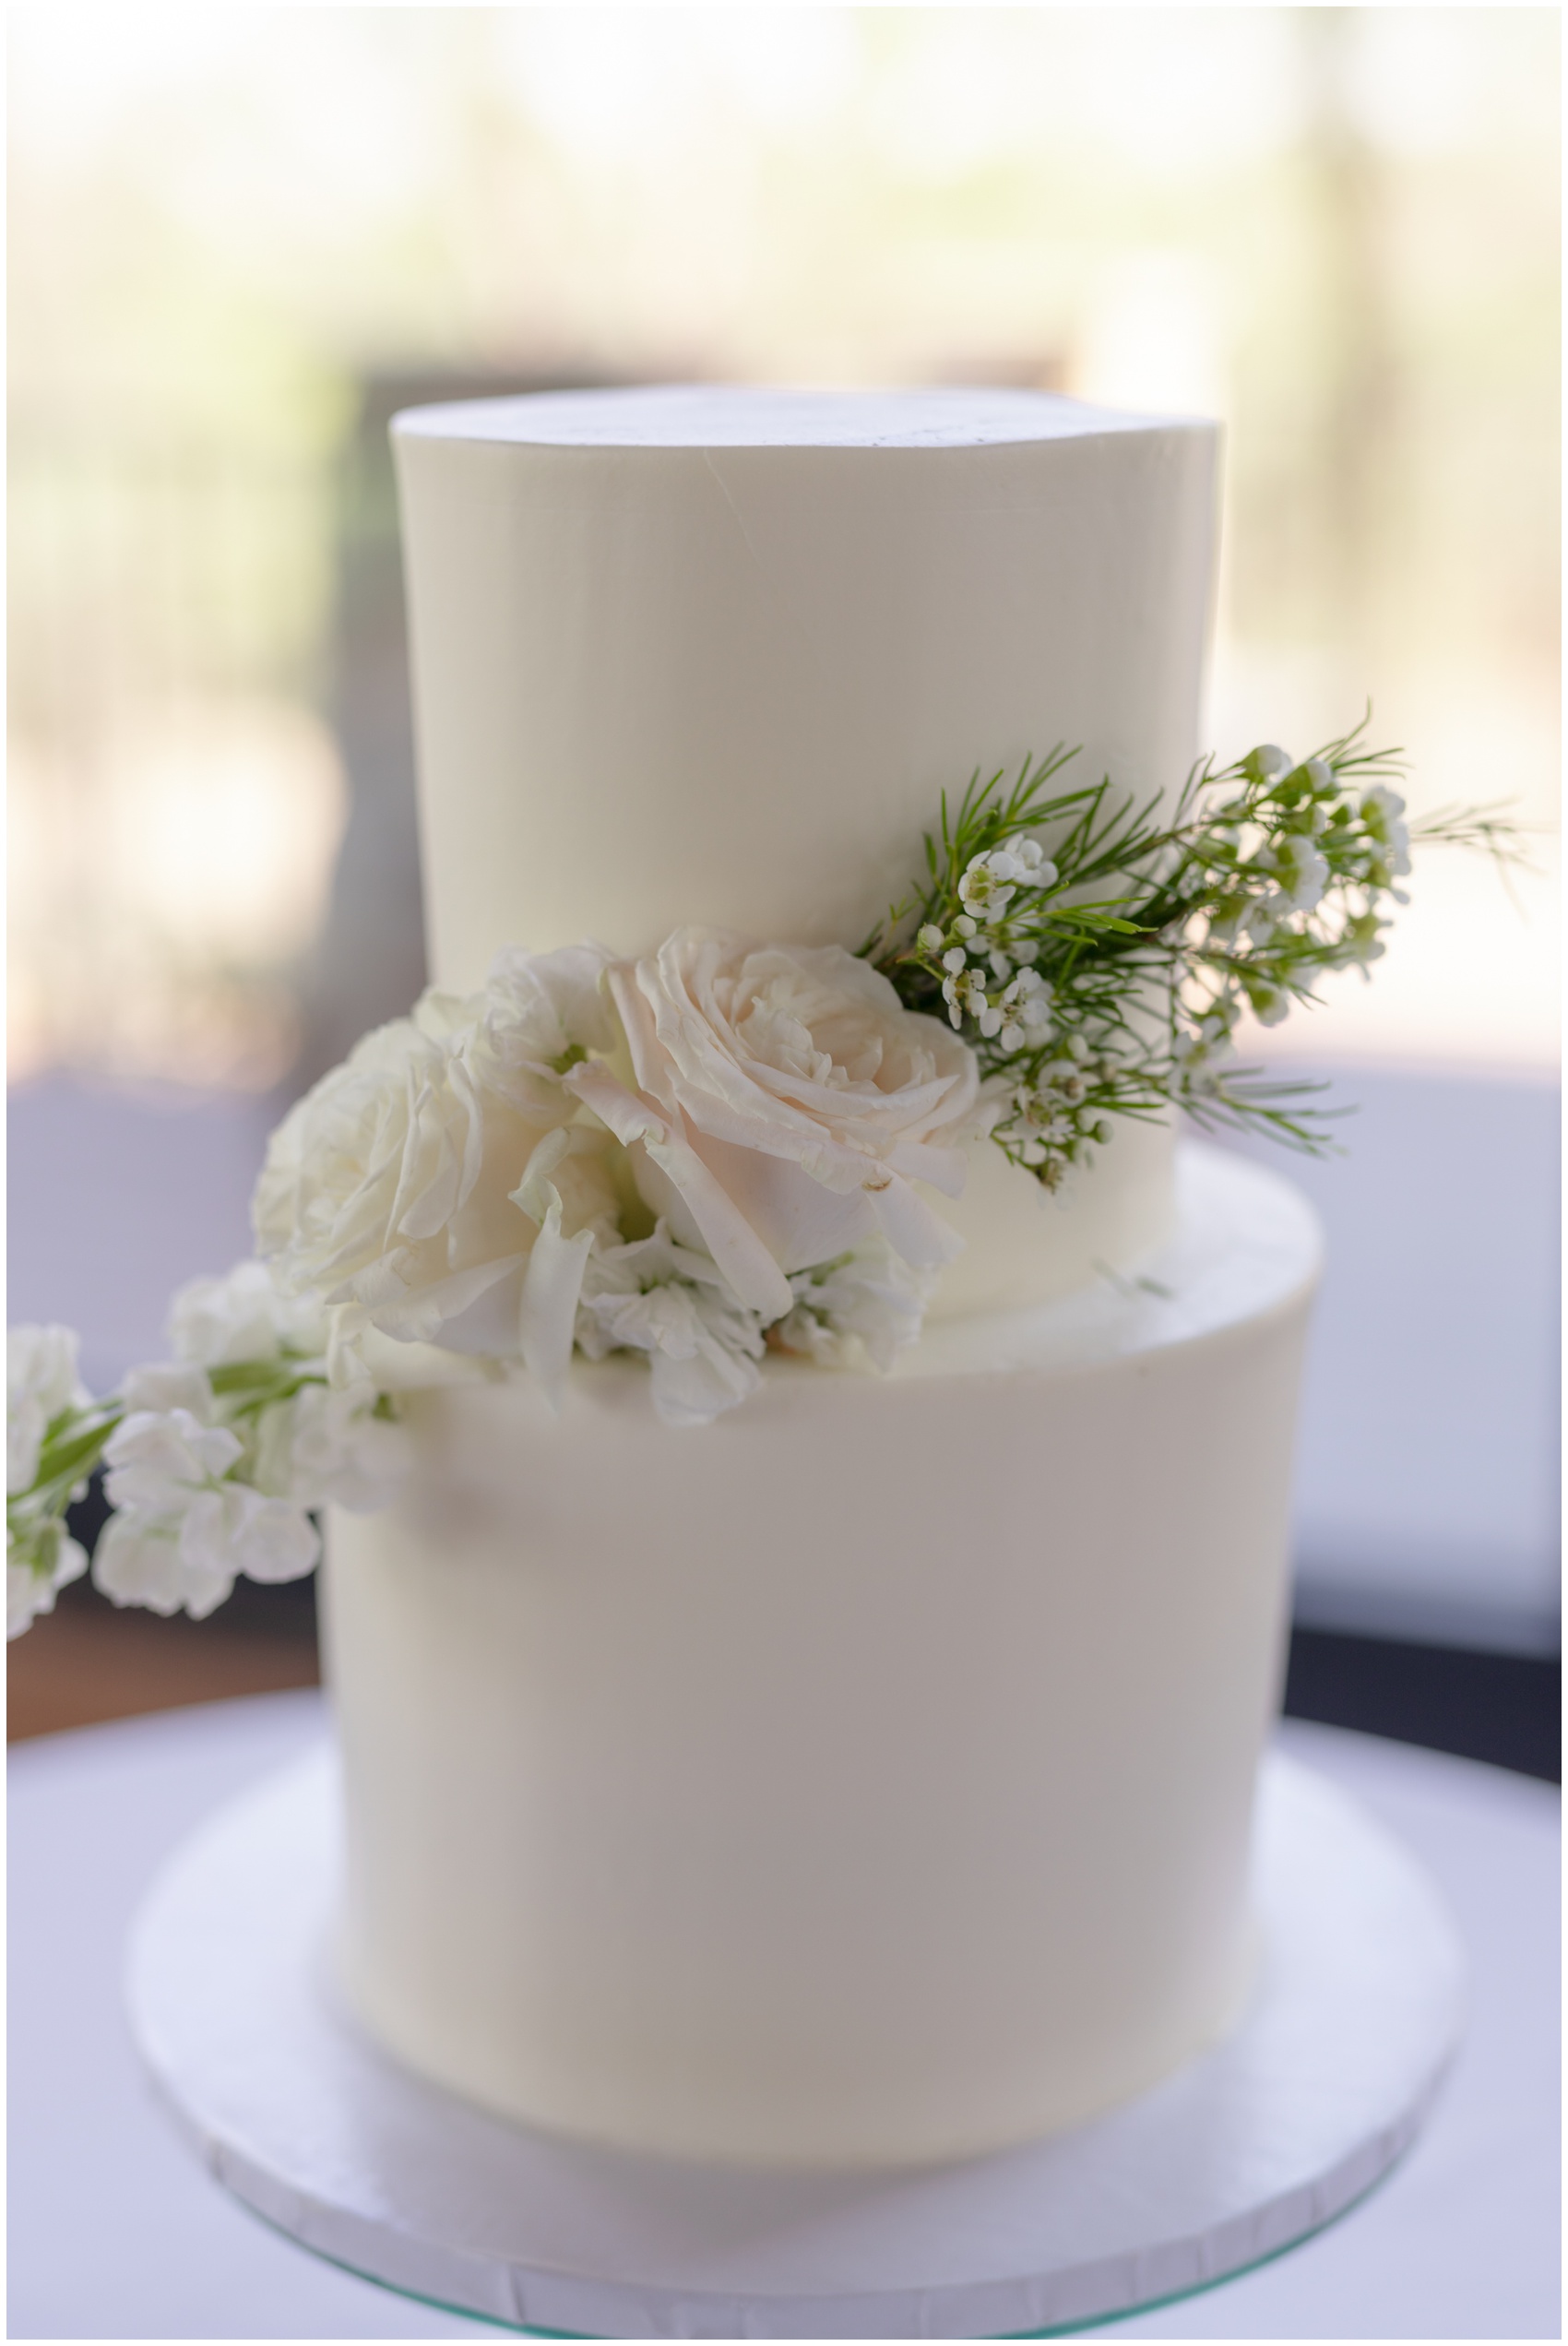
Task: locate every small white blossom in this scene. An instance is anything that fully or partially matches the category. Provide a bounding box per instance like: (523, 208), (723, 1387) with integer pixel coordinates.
(1268, 835), (1330, 913)
(120, 1362), (215, 1421)
(170, 1261), (327, 1369)
(770, 1240), (934, 1374)
(93, 1510), (233, 1620)
(576, 1227), (765, 1427)
(957, 850), (1019, 920)
(1360, 785), (1412, 875)
(251, 1383), (410, 1515)
(917, 924), (944, 952)
(94, 1474), (319, 1619)
(1246, 980), (1292, 1028)
(1341, 910), (1388, 974)
(6, 1518), (88, 1640)
(1246, 744), (1292, 781)
(8, 1326), (89, 1496)
(101, 1408), (243, 1516)
(1175, 1009), (1239, 1091)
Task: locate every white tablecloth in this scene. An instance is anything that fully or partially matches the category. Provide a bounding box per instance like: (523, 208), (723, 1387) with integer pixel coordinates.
(7, 1696), (1560, 2340)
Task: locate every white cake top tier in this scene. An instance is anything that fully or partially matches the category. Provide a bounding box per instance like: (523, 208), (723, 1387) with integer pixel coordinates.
(392, 383), (1218, 983)
(392, 385), (1218, 1315)
(394, 381), (1194, 451)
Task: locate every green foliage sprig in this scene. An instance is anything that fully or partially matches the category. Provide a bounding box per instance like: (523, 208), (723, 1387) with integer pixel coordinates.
(861, 720), (1524, 1189)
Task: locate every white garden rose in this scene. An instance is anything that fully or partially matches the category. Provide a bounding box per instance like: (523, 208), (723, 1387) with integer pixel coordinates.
(8, 1325), (89, 1495)
(253, 950), (620, 1374)
(466, 940), (620, 1116)
(568, 931), (979, 1321)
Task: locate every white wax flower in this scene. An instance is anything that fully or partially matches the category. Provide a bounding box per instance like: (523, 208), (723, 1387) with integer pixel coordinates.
(770, 1240), (934, 1374)
(1268, 835), (1329, 914)
(251, 1383), (410, 1515)
(568, 930), (977, 1322)
(576, 1226), (765, 1427)
(253, 966), (619, 1363)
(7, 1325), (89, 1495)
(169, 1259), (327, 1367)
(1360, 785), (1412, 875)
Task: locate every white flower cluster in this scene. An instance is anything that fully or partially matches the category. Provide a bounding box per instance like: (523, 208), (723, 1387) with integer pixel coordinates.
(6, 1264), (413, 1637)
(94, 1263), (410, 1620)
(9, 929), (982, 1635)
(918, 839), (1060, 1049)
(253, 927), (979, 1431)
(1178, 747), (1414, 1071)
(6, 1328), (91, 1637)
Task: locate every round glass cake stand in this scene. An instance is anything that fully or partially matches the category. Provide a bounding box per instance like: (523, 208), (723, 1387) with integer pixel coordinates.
(126, 1748), (1464, 2340)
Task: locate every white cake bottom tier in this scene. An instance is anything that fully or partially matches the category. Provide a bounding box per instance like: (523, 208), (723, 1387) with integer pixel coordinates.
(323, 1144), (1321, 2171)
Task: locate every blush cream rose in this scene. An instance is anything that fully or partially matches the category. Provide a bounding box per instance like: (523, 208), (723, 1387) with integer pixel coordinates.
(567, 930), (980, 1321)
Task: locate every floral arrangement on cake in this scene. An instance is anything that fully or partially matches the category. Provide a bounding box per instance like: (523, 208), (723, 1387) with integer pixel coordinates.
(8, 728), (1515, 1635)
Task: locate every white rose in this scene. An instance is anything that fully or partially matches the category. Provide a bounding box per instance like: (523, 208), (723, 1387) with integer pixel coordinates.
(568, 931), (979, 1320)
(8, 1326), (89, 1495)
(467, 940), (619, 1115)
(253, 957), (619, 1367)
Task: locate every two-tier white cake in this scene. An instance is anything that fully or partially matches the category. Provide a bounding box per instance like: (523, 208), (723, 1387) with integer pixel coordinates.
(323, 386), (1319, 2169)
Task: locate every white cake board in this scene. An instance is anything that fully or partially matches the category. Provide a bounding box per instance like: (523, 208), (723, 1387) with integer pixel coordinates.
(127, 1746), (1465, 2340)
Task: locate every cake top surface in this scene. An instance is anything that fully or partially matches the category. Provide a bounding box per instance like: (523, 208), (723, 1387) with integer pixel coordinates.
(392, 382), (1206, 451)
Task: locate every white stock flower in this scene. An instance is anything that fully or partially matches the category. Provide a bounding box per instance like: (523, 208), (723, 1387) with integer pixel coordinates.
(169, 1260), (327, 1367)
(119, 1362), (216, 1421)
(7, 1518), (88, 1640)
(770, 1240), (934, 1374)
(96, 1406), (320, 1617)
(251, 1383), (410, 1514)
(576, 1226), (765, 1427)
(101, 1408), (243, 1515)
(569, 931), (978, 1321)
(8, 1326), (89, 1495)
(253, 959), (619, 1366)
